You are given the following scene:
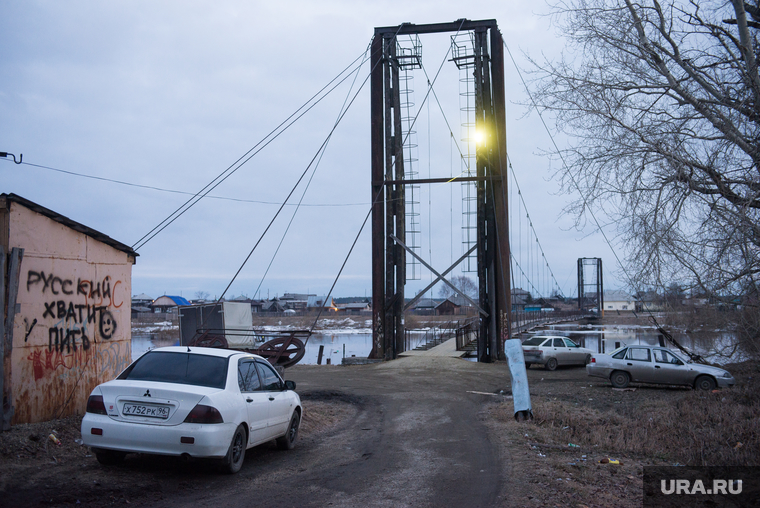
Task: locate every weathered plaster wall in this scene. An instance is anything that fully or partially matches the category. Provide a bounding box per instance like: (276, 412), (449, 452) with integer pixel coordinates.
(7, 203), (133, 423)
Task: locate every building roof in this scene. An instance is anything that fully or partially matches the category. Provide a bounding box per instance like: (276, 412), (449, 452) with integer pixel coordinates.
(151, 295), (191, 307)
(338, 302), (370, 310)
(132, 293), (153, 301)
(1, 193), (138, 258)
(413, 298), (441, 309)
(447, 295), (474, 307)
(604, 290), (634, 302)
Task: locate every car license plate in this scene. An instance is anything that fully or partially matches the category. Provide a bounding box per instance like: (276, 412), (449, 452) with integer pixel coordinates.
(122, 403), (170, 419)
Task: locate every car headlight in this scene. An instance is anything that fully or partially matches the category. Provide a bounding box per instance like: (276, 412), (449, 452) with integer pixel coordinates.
(723, 372), (732, 378)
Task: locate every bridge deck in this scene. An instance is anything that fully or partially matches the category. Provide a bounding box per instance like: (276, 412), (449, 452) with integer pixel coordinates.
(398, 337), (468, 358)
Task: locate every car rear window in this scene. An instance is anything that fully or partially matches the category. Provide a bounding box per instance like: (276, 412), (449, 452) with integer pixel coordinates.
(118, 352), (228, 389)
(523, 337), (548, 346)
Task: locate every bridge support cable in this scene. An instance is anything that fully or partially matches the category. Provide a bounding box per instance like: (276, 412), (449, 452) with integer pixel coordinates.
(417, 44), (563, 331)
(503, 36), (685, 338)
(131, 49), (371, 252)
(214, 51), (378, 305)
(252, 51), (371, 301)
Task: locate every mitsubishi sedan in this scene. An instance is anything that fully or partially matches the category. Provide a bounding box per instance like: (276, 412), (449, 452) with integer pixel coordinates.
(81, 347), (302, 473)
(586, 345), (735, 390)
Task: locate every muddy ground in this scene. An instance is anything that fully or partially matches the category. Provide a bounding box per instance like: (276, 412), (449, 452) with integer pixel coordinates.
(0, 356), (755, 507)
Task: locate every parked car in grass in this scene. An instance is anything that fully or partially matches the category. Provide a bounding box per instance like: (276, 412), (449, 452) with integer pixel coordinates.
(81, 347), (302, 473)
(586, 345), (735, 390)
(522, 335), (594, 370)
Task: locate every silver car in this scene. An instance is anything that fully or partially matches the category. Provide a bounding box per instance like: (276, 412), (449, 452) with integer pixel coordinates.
(522, 335), (594, 370)
(586, 345), (735, 390)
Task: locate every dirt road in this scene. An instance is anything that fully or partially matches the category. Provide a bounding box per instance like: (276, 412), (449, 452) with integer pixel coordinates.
(3, 356), (517, 508)
(157, 356), (511, 508)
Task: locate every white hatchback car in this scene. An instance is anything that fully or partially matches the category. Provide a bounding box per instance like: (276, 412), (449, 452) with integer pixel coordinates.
(521, 335), (594, 370)
(81, 346), (302, 473)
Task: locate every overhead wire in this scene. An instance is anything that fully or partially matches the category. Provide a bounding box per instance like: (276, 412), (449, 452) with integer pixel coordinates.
(4, 160), (368, 208)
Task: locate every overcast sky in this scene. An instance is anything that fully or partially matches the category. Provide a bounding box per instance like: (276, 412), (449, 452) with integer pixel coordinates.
(1, 1), (626, 301)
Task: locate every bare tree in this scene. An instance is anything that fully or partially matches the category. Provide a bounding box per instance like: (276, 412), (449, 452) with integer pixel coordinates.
(194, 290), (210, 301)
(528, 0), (760, 301)
(438, 275), (478, 299)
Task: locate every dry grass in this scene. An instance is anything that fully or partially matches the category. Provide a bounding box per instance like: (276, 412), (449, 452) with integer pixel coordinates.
(529, 361), (760, 466)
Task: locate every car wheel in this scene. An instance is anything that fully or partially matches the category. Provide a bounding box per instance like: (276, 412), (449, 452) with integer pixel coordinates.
(95, 450), (126, 466)
(585, 354), (592, 365)
(277, 411), (301, 451)
(545, 358), (558, 371)
(694, 375), (716, 391)
(610, 370), (630, 388)
(223, 425), (247, 474)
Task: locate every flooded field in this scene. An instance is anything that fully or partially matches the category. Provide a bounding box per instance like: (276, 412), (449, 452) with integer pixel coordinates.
(131, 330), (378, 364)
(131, 317), (743, 366)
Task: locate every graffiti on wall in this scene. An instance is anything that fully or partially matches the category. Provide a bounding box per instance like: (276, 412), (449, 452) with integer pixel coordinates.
(26, 341), (129, 383)
(24, 270), (126, 381)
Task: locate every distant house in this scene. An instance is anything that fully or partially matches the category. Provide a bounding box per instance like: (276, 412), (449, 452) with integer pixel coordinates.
(512, 288), (531, 300)
(412, 298), (441, 315)
(150, 295), (191, 313)
(512, 295), (528, 312)
(337, 302), (371, 314)
(131, 293), (154, 316)
(261, 299), (285, 313)
(636, 291), (663, 312)
(132, 293), (153, 307)
(435, 297), (461, 315)
(604, 290), (635, 311)
(280, 293), (311, 311)
(250, 300), (265, 313)
(307, 295), (336, 311)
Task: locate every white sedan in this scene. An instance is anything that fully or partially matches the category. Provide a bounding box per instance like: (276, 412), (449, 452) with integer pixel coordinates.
(521, 335), (594, 370)
(81, 346), (302, 473)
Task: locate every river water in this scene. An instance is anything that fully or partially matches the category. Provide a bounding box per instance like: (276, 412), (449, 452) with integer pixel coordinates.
(131, 330), (378, 365)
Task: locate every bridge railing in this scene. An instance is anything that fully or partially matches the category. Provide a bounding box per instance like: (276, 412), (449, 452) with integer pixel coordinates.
(455, 318), (479, 351)
(451, 311), (589, 351)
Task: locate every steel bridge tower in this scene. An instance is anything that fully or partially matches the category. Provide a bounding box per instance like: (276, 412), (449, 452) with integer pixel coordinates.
(370, 19), (511, 363)
(577, 257), (603, 315)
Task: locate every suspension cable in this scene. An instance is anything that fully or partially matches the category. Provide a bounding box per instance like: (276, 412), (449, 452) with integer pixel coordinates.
(253, 45), (370, 300)
(132, 50), (370, 251)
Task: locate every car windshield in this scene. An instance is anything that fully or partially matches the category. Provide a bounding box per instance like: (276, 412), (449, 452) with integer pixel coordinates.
(118, 352), (228, 389)
(523, 336), (549, 346)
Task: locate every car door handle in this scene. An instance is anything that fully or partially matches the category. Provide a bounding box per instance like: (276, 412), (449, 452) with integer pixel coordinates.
(655, 366), (661, 369)
(246, 397), (253, 403)
(269, 397), (275, 401)
(627, 363), (632, 366)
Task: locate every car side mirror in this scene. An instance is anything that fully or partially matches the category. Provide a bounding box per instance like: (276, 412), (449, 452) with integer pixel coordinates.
(284, 380), (296, 391)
